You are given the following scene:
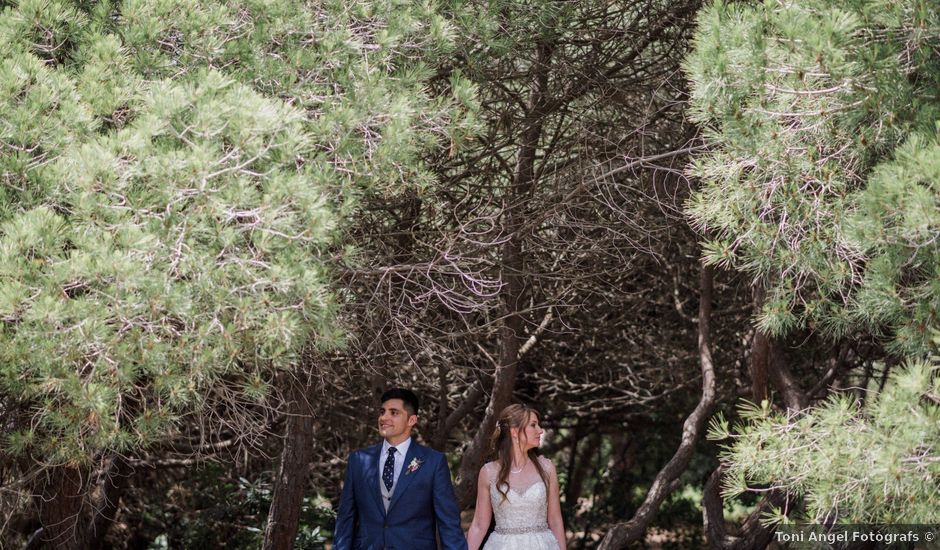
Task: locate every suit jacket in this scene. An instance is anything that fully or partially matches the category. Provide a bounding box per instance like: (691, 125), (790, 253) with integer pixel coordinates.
(333, 441), (467, 550)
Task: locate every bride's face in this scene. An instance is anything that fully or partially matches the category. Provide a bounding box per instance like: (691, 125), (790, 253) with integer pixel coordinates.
(518, 413), (544, 451)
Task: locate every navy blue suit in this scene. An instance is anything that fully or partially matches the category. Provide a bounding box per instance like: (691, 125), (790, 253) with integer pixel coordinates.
(333, 441), (467, 550)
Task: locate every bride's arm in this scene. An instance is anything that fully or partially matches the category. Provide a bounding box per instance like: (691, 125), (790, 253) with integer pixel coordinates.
(466, 466), (493, 550)
(545, 459), (567, 549)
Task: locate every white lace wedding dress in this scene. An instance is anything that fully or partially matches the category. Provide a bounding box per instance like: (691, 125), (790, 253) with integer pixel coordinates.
(482, 459), (560, 550)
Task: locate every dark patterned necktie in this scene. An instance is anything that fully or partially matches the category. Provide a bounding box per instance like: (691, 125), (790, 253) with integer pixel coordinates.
(382, 447), (397, 491)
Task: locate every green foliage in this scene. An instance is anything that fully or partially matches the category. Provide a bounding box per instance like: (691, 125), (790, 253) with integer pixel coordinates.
(710, 361), (940, 524)
(685, 0), (940, 355)
(687, 0), (940, 526)
(139, 465), (334, 549)
(849, 131), (940, 354)
(0, 0), (474, 466)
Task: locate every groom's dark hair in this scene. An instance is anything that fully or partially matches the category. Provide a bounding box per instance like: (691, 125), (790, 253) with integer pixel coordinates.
(380, 388), (419, 416)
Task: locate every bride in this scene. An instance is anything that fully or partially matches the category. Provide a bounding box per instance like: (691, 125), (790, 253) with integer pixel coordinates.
(466, 404), (566, 550)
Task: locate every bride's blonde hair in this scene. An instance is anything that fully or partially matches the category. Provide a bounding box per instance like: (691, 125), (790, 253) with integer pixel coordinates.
(488, 404), (549, 504)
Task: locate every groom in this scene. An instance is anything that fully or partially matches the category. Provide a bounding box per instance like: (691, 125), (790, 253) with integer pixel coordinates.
(334, 388), (467, 550)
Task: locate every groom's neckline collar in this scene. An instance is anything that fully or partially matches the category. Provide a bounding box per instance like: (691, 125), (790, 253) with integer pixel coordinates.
(381, 436), (412, 457)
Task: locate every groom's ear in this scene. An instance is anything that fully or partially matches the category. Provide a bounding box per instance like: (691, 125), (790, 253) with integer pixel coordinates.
(407, 414), (418, 428)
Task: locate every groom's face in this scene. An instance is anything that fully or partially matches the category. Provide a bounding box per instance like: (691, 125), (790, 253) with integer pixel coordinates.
(378, 398), (417, 442)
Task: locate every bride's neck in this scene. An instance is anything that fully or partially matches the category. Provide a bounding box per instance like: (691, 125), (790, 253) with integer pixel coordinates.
(510, 447), (528, 468)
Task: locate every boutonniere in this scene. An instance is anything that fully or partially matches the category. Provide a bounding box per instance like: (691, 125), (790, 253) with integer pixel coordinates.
(405, 457), (423, 475)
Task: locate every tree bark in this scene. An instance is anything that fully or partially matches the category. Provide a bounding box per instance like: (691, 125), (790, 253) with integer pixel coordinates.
(433, 363), (452, 450)
(563, 432), (601, 513)
(749, 329), (770, 404)
(432, 379), (484, 450)
(747, 286), (777, 405)
(598, 265), (717, 549)
(767, 339), (809, 412)
(455, 40), (554, 508)
(809, 343), (848, 400)
(702, 463), (782, 550)
(702, 288), (813, 550)
(87, 455), (131, 549)
(37, 464), (89, 550)
(753, 286), (808, 412)
(263, 370), (316, 550)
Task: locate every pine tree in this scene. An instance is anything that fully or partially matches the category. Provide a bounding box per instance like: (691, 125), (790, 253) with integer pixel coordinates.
(0, 0), (474, 545)
(709, 360), (940, 524)
(685, 0), (940, 352)
(685, 0), (940, 524)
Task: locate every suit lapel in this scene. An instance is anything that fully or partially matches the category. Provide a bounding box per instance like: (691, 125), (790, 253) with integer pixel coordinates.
(363, 444), (386, 517)
(387, 442), (423, 513)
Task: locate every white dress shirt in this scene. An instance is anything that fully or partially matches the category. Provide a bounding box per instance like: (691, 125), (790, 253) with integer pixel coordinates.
(380, 436), (412, 488)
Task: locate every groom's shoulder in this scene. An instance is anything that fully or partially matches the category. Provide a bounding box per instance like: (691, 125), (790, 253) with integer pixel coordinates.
(348, 442), (382, 460)
(409, 442), (448, 466)
(415, 442), (444, 458)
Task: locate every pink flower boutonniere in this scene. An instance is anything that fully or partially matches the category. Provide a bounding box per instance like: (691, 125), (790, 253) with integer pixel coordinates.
(405, 458), (423, 475)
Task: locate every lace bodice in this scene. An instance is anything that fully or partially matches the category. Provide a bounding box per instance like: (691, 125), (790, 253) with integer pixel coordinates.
(484, 458), (551, 534)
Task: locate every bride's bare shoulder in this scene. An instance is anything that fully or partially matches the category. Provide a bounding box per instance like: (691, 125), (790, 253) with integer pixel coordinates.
(536, 455), (556, 472)
(481, 460), (499, 477)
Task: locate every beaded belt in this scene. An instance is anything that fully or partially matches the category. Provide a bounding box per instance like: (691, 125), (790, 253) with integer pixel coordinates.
(494, 524), (550, 535)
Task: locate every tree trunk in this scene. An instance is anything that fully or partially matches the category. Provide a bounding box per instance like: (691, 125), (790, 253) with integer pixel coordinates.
(749, 332), (770, 405)
(87, 455), (131, 549)
(748, 287), (770, 403)
(434, 363), (451, 450)
(263, 370), (316, 550)
(563, 432), (601, 513)
(753, 286), (808, 412)
(702, 288), (810, 550)
(598, 265), (717, 549)
(37, 464), (89, 550)
(702, 463), (782, 550)
(767, 339), (809, 412)
(455, 40), (554, 508)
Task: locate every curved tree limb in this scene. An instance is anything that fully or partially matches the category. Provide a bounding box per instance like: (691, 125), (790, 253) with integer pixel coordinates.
(433, 379), (485, 450)
(598, 264), (716, 549)
(702, 463), (782, 550)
